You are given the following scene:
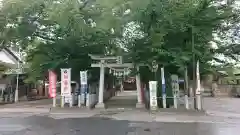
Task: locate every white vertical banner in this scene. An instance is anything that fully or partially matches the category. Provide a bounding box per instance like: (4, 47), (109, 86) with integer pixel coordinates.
(171, 75), (179, 108)
(161, 67), (166, 108)
(171, 75), (179, 96)
(149, 81), (158, 111)
(61, 68), (72, 103)
(80, 71), (88, 85)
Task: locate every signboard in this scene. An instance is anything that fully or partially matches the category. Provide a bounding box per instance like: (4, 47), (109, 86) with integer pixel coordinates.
(61, 68), (71, 96)
(151, 60), (158, 72)
(80, 71), (88, 104)
(149, 81), (158, 110)
(80, 71), (88, 85)
(171, 74), (179, 95)
(48, 70), (57, 98)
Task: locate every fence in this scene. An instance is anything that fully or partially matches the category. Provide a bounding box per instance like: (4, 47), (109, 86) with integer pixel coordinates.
(52, 84), (115, 108)
(0, 87), (14, 103)
(144, 90), (200, 110)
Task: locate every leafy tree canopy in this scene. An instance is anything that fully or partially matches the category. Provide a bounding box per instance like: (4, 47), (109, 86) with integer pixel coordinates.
(0, 0), (240, 82)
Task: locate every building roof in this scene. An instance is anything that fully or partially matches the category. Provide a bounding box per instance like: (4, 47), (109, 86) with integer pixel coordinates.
(0, 47), (22, 69)
(2, 47), (22, 62)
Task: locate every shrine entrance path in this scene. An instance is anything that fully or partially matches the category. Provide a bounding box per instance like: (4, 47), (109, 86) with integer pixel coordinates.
(105, 91), (138, 109)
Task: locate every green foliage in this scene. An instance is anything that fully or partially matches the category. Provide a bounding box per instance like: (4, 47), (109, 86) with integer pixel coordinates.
(0, 0), (122, 82)
(0, 0), (239, 82)
(121, 0), (240, 78)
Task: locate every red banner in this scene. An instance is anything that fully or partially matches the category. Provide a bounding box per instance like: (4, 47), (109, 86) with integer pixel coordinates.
(49, 70), (57, 98)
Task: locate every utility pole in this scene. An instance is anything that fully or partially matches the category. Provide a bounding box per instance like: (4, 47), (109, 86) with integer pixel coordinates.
(15, 46), (20, 103)
(15, 16), (22, 103)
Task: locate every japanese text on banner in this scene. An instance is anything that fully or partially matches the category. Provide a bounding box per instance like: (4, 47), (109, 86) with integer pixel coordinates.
(61, 68), (71, 96)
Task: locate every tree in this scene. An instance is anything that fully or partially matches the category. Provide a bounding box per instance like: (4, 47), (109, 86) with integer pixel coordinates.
(117, 0), (240, 78)
(1, 0), (240, 84)
(0, 0), (123, 82)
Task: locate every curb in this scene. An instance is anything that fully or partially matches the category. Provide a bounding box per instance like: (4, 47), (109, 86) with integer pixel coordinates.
(0, 107), (51, 113)
(206, 110), (240, 118)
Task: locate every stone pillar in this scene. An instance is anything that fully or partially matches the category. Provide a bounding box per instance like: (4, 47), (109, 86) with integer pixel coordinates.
(135, 66), (144, 108)
(95, 60), (105, 108)
(120, 80), (124, 92)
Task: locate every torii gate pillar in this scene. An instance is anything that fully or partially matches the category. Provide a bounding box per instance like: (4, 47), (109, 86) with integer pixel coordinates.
(135, 66), (145, 108)
(95, 60), (106, 108)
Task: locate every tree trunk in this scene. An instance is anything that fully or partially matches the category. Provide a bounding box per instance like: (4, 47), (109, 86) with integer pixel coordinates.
(184, 66), (189, 96)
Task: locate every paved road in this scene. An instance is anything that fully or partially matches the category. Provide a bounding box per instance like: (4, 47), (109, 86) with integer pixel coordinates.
(0, 115), (239, 135)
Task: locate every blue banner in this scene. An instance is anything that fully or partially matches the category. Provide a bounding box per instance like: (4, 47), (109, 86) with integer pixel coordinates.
(161, 67), (166, 94)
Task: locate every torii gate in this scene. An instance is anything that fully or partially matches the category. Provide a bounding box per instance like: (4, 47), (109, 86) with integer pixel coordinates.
(89, 54), (144, 109)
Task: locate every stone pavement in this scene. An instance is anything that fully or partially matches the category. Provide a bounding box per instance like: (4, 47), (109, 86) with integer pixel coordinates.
(0, 99), (52, 113)
(0, 99), (52, 108)
(47, 107), (240, 124)
(0, 96), (240, 123)
(203, 97), (240, 118)
(105, 91), (137, 109)
(0, 104), (240, 124)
